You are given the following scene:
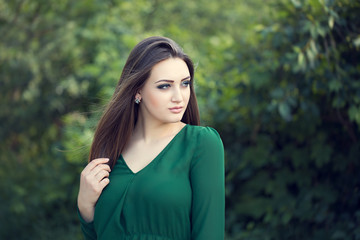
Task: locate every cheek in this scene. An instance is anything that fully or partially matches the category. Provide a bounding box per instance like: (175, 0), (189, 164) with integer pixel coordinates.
(147, 91), (164, 108)
(184, 89), (191, 104)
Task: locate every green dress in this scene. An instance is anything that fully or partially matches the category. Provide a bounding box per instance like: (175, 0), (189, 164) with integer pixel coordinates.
(79, 125), (225, 240)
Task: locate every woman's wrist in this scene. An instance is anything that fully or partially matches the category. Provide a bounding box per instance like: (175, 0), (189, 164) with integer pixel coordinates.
(77, 197), (95, 223)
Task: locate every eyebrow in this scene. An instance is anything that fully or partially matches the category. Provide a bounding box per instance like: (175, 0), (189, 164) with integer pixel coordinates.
(154, 76), (191, 84)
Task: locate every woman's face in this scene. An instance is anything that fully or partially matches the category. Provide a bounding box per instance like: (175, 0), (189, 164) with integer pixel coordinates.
(137, 57), (191, 125)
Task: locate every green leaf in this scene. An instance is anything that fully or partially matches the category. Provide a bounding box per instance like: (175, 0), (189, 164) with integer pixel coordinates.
(329, 79), (342, 92)
(328, 16), (334, 29)
(279, 102), (292, 121)
(353, 36), (360, 47)
(348, 105), (360, 124)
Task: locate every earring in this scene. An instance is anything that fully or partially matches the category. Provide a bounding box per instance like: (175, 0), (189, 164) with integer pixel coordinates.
(135, 98), (141, 104)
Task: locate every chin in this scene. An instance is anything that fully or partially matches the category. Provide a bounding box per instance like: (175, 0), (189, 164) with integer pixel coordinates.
(165, 116), (184, 123)
(169, 119), (183, 123)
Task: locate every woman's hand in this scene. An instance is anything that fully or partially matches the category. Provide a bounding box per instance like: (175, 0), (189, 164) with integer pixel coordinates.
(77, 158), (111, 223)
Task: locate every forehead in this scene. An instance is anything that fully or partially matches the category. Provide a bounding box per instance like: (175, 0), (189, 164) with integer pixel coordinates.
(148, 58), (190, 81)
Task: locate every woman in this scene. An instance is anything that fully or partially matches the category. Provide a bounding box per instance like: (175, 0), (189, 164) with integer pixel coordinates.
(77, 36), (224, 240)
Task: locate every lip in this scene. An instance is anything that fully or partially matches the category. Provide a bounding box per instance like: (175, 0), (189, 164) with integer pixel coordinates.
(169, 106), (183, 113)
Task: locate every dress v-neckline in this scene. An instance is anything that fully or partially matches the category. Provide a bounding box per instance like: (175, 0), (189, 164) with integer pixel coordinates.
(120, 124), (188, 175)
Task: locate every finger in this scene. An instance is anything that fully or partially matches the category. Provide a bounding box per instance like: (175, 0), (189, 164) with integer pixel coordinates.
(99, 177), (110, 189)
(95, 169), (110, 182)
(82, 158), (109, 175)
(89, 164), (111, 178)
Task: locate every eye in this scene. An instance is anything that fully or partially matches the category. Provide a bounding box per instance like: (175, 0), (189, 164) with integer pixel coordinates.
(181, 80), (191, 87)
(157, 84), (171, 89)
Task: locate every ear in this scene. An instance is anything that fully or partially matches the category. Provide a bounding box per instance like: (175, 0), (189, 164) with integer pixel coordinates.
(135, 92), (141, 99)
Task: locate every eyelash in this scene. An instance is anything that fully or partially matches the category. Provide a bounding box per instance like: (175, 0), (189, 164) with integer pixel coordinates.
(157, 84), (171, 89)
(182, 80), (191, 87)
(157, 80), (191, 90)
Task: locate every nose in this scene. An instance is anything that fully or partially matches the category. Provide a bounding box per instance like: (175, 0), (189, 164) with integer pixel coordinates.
(171, 86), (183, 103)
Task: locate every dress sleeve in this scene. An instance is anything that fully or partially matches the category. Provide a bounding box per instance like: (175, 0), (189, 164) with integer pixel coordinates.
(190, 127), (225, 240)
(77, 207), (97, 240)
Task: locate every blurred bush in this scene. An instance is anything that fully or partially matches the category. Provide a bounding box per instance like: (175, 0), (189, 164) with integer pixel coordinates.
(0, 0), (359, 239)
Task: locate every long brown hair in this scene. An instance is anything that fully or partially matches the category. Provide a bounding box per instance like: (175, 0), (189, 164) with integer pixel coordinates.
(89, 36), (200, 168)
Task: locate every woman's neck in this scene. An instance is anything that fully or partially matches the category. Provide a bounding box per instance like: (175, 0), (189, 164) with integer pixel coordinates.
(133, 116), (185, 144)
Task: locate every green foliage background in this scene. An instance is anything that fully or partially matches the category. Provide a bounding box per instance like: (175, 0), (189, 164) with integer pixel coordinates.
(1, 0), (359, 239)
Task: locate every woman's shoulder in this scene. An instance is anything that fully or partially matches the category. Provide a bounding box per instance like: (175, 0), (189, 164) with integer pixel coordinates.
(185, 124), (222, 142)
(186, 125), (224, 163)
